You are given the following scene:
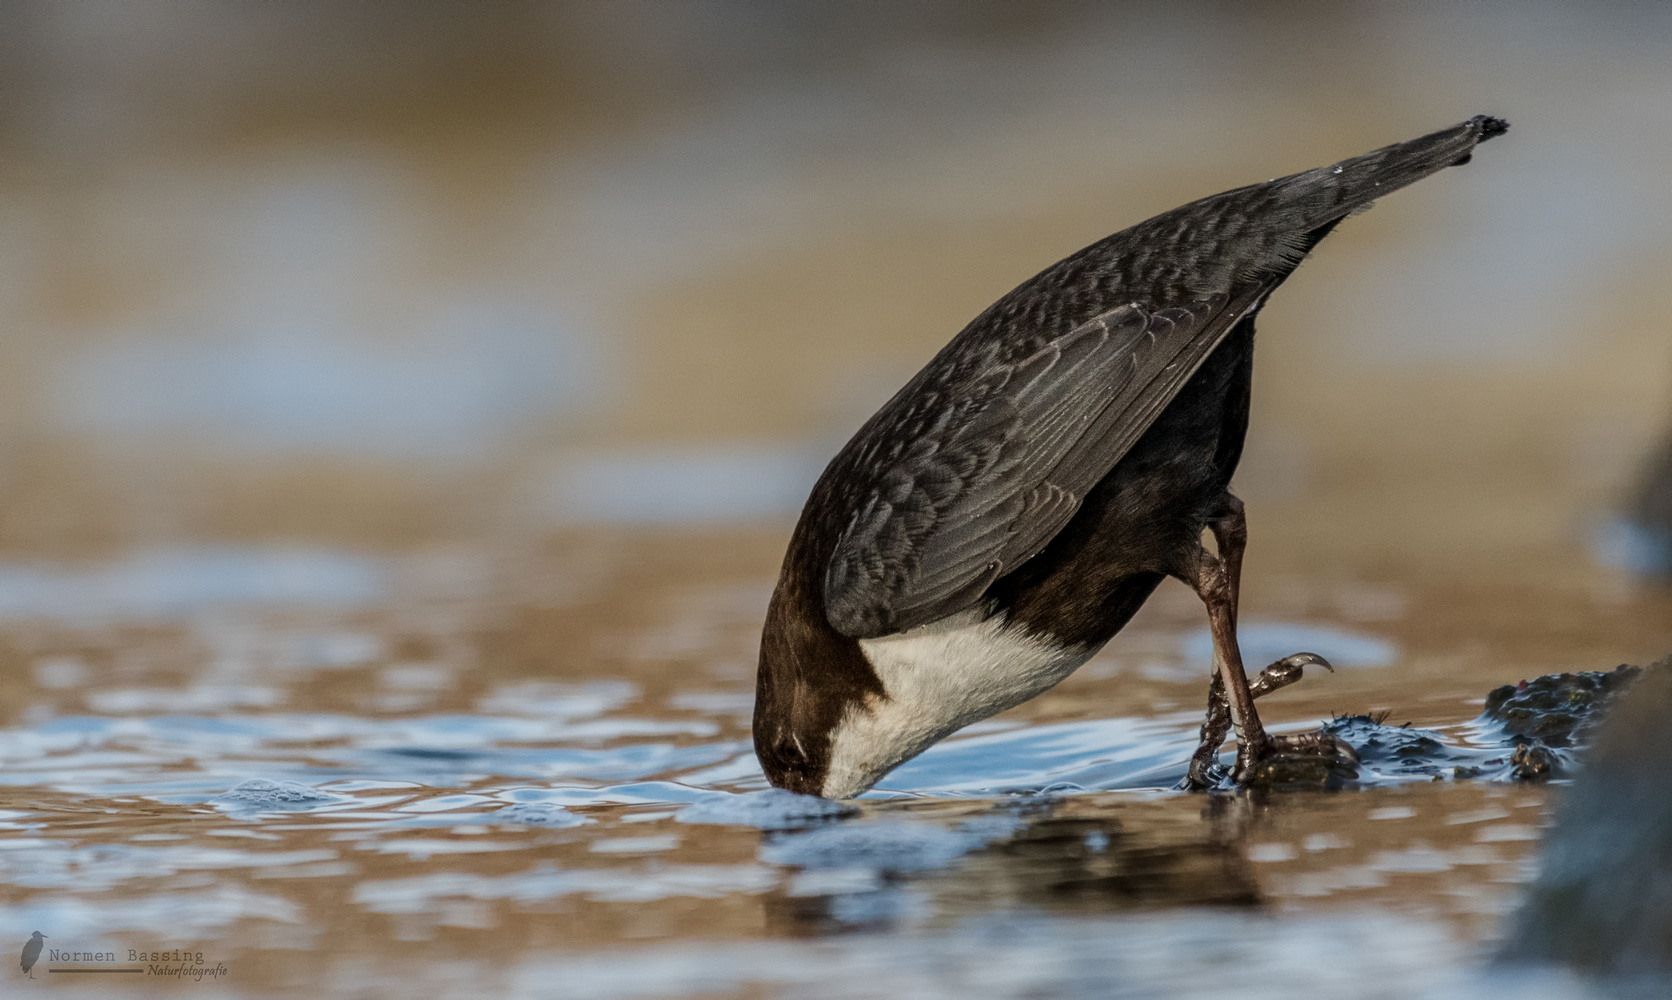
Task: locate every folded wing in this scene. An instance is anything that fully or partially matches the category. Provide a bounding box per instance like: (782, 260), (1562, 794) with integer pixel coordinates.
(823, 287), (1266, 638)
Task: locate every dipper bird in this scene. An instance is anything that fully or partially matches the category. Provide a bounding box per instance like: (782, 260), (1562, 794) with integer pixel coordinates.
(755, 115), (1509, 798)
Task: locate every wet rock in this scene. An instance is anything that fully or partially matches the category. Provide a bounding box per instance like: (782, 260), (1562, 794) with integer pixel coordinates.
(1481, 664), (1641, 746)
(1245, 748), (1358, 791)
(1472, 664), (1651, 783)
(1499, 656), (1672, 986)
(1506, 742), (1558, 781)
(1257, 663), (1661, 789)
(1331, 714), (1447, 772)
(1240, 715), (1484, 789)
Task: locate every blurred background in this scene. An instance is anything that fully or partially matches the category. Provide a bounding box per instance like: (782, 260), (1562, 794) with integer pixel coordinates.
(3, 4), (1672, 996)
(0, 0), (1668, 573)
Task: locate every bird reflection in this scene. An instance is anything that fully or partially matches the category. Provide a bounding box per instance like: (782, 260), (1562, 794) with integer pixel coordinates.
(763, 796), (1264, 934)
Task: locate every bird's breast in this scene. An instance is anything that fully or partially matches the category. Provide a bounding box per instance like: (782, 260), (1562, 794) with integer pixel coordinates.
(820, 609), (1092, 797)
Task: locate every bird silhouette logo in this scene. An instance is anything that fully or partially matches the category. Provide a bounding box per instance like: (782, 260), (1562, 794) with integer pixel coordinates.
(20, 932), (46, 979)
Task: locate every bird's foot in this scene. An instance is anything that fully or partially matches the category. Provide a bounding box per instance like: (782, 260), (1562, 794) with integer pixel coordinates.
(1179, 761), (1230, 790)
(1230, 729), (1360, 786)
(1177, 652), (1338, 791)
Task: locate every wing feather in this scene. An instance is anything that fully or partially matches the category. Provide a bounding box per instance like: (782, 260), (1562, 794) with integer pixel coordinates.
(823, 287), (1266, 638)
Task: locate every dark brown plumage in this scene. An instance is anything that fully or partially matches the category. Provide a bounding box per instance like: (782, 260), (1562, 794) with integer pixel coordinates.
(756, 116), (1509, 798)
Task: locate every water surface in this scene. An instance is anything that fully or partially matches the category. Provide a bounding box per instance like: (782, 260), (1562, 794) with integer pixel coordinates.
(0, 532), (1665, 997)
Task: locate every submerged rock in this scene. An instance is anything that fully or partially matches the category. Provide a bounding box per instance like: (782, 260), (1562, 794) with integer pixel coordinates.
(1498, 656), (1672, 986)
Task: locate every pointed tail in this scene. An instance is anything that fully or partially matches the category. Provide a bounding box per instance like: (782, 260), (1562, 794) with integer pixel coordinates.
(1274, 114), (1509, 230)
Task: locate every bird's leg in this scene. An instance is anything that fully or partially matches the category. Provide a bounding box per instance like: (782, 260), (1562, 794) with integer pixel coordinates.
(1185, 499), (1251, 785)
(1181, 497), (1355, 787)
(1183, 500), (1253, 787)
(1184, 672), (1233, 788)
(1186, 498), (1270, 785)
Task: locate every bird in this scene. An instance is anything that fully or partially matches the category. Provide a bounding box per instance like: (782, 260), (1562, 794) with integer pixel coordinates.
(753, 115), (1509, 799)
(21, 931), (45, 978)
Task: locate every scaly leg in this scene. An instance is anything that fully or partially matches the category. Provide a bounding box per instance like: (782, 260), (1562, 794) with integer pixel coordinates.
(1189, 499), (1268, 783)
(1180, 497), (1351, 788)
(1184, 499), (1250, 787)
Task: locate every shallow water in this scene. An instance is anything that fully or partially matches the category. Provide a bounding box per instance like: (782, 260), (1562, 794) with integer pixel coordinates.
(0, 531), (1666, 997)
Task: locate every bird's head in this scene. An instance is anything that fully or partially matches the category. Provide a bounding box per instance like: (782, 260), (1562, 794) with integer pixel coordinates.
(753, 566), (888, 799)
(29, 932), (45, 940)
(752, 628), (839, 797)
(753, 660), (902, 800)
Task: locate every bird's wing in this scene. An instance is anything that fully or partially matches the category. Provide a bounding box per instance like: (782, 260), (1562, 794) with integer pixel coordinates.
(823, 288), (1264, 638)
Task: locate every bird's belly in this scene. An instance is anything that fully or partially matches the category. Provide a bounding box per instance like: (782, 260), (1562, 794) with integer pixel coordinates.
(820, 610), (1093, 797)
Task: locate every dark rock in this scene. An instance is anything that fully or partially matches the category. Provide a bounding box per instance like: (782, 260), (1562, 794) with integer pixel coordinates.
(1249, 662), (1656, 790)
(1246, 751), (1357, 791)
(1482, 664), (1642, 747)
(1499, 656), (1672, 985)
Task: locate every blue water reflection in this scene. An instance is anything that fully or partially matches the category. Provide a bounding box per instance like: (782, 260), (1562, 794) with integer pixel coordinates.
(0, 547), (385, 622)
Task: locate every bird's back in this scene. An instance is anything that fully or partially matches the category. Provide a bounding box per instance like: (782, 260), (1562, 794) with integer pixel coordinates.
(809, 116), (1508, 639)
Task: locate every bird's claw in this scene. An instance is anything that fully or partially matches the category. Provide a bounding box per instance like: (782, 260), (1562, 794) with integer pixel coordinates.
(1249, 652), (1333, 698)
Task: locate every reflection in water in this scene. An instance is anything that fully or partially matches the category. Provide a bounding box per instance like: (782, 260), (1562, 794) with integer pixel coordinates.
(0, 546), (386, 621)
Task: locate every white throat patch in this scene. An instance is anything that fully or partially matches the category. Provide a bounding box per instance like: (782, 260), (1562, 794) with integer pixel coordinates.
(821, 610), (1092, 798)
